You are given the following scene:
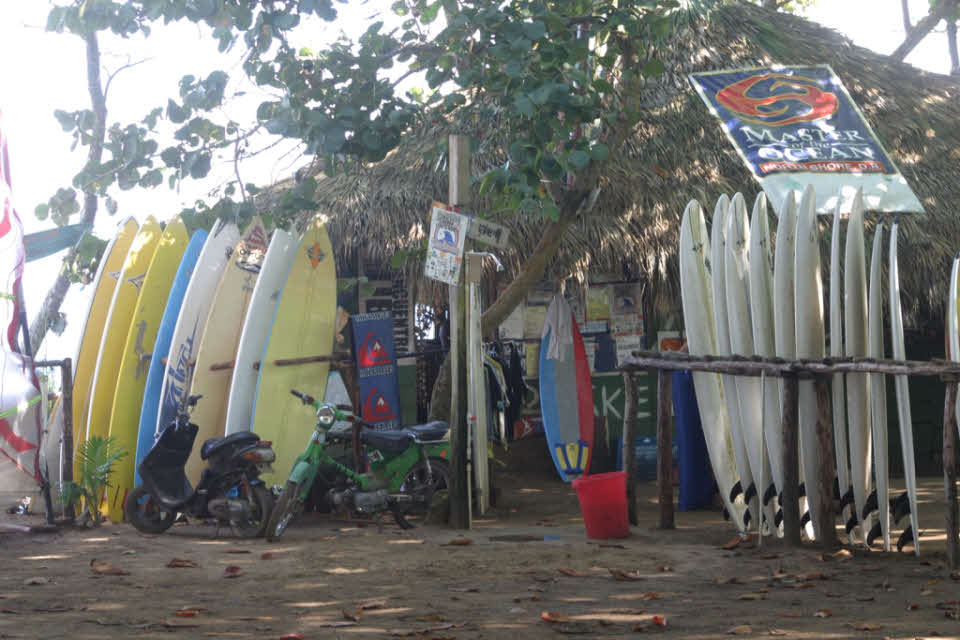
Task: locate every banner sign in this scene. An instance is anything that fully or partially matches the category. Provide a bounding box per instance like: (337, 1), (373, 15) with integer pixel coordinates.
(689, 65), (924, 215)
(24, 223), (90, 263)
(350, 311), (401, 430)
(425, 202), (469, 285)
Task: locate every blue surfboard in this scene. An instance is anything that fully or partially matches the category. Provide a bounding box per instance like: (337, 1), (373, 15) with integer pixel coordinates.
(133, 230), (208, 484)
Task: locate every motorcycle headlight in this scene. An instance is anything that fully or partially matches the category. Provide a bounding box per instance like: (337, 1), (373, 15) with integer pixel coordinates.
(316, 404), (336, 426)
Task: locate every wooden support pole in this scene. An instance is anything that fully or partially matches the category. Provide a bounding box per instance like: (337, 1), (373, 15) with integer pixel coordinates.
(943, 380), (959, 569)
(60, 358), (74, 520)
(814, 375), (839, 548)
(656, 370), (674, 530)
(781, 375), (801, 546)
(622, 371), (639, 526)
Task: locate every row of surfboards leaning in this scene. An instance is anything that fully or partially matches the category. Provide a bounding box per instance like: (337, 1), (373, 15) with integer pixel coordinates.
(72, 213), (337, 524)
(679, 184), (938, 554)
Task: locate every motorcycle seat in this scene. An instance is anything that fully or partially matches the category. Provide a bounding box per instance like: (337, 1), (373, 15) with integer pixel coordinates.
(407, 421), (449, 442)
(201, 431), (260, 460)
(360, 429), (412, 453)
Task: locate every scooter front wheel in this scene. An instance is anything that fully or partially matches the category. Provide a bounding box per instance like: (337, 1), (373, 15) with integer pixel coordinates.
(231, 484), (274, 539)
(125, 486), (176, 534)
(265, 480), (303, 542)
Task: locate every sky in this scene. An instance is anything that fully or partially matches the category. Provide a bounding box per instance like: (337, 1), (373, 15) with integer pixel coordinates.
(0, 0), (955, 361)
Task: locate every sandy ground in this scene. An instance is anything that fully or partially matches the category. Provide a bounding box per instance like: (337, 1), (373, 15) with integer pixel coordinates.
(1, 470), (958, 640)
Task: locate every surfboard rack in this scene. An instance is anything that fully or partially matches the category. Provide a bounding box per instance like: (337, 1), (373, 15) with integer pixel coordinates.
(621, 350), (960, 565)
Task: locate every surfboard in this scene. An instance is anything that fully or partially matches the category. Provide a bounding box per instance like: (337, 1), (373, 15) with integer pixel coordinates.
(539, 294), (594, 482)
(889, 219), (920, 555)
(185, 218), (267, 484)
(225, 228), (298, 435)
(679, 199), (744, 531)
(748, 193), (784, 519)
(844, 190), (872, 544)
(829, 201), (851, 531)
(867, 223), (889, 549)
(794, 185), (826, 541)
(251, 217), (336, 483)
(725, 193), (776, 531)
(86, 218), (162, 444)
(710, 194), (756, 528)
(155, 220), (239, 446)
(950, 255), (960, 440)
(134, 228), (208, 484)
(71, 217), (138, 479)
(105, 217), (189, 521)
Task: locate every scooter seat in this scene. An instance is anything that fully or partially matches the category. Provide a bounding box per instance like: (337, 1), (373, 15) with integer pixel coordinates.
(360, 429), (412, 453)
(407, 421), (449, 442)
(201, 431), (260, 460)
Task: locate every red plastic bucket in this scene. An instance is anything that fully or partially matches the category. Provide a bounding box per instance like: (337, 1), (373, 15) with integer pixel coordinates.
(571, 471), (630, 539)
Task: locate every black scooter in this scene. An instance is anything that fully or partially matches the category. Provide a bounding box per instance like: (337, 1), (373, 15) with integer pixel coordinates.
(124, 391), (276, 537)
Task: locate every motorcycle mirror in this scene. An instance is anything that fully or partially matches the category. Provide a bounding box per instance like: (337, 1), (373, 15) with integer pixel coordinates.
(187, 394), (203, 407)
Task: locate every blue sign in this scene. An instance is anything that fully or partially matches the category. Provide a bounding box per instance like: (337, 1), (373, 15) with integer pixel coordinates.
(350, 311), (401, 430)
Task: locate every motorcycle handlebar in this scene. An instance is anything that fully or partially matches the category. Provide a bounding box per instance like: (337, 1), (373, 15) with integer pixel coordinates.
(289, 389), (315, 405)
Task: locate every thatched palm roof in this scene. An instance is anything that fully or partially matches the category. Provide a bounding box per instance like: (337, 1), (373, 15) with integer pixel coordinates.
(259, 0), (960, 329)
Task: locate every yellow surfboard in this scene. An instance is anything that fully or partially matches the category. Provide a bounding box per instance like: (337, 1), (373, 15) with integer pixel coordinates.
(105, 217), (188, 521)
(185, 217), (268, 485)
(72, 217), (139, 480)
(252, 216), (336, 483)
(86, 218), (162, 445)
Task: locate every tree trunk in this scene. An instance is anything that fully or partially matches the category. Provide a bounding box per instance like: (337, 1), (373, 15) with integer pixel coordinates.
(29, 32), (105, 352)
(892, 0), (953, 62)
(948, 15), (960, 75)
(901, 0), (912, 33)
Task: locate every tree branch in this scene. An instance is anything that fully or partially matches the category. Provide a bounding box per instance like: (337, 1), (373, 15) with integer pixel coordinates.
(103, 57), (151, 103)
(892, 0), (954, 62)
(901, 0), (912, 33)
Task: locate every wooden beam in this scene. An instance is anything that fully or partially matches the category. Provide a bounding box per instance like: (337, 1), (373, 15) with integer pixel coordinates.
(813, 376), (839, 548)
(781, 375), (801, 546)
(622, 371), (639, 526)
(944, 380), (959, 569)
(656, 370), (674, 530)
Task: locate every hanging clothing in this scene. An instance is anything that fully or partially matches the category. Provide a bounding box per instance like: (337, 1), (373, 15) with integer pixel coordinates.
(542, 295), (573, 361)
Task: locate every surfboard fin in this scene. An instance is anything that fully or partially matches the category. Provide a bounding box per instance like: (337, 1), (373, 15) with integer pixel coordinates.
(798, 482), (806, 498)
(833, 477), (841, 501)
(763, 484), (778, 506)
(729, 481), (743, 503)
(866, 521), (883, 547)
(743, 508), (752, 528)
(743, 483), (757, 504)
(839, 487), (855, 511)
(845, 513), (859, 534)
(862, 490), (878, 520)
(774, 508), (783, 528)
(890, 491), (911, 524)
(897, 525), (915, 552)
(800, 511), (811, 528)
(722, 507), (730, 521)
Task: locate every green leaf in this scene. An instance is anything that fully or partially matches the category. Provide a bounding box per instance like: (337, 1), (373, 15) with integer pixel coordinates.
(513, 94), (535, 118)
(590, 143), (610, 162)
(54, 110), (76, 132)
(34, 203), (49, 220)
(105, 197), (118, 215)
(568, 149), (591, 168)
(522, 20), (546, 41)
(167, 99), (188, 124)
(641, 58), (665, 77)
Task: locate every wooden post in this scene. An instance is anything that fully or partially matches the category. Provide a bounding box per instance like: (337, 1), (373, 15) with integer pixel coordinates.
(447, 134), (471, 530)
(622, 371), (639, 526)
(943, 380), (959, 569)
(814, 375), (839, 547)
(61, 358), (74, 520)
(656, 370), (674, 530)
(781, 375), (801, 546)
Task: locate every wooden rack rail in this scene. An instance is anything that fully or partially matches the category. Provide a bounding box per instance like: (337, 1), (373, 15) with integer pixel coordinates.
(619, 350), (960, 568)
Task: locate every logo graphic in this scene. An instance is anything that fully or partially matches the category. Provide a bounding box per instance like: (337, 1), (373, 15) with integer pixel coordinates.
(715, 73), (838, 127)
(126, 272), (146, 293)
(362, 388), (397, 422)
(357, 332), (392, 367)
(132, 320), (149, 379)
(246, 225), (267, 252)
(108, 269), (121, 280)
(307, 242), (325, 268)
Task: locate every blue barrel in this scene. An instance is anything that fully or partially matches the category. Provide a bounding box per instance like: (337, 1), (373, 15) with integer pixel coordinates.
(673, 370), (714, 510)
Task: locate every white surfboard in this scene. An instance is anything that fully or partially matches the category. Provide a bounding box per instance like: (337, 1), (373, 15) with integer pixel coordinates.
(794, 185), (827, 541)
(829, 201), (851, 528)
(889, 220), (920, 555)
(844, 190), (872, 544)
(950, 255), (960, 441)
(725, 193), (777, 531)
(679, 200), (745, 532)
(868, 223), (889, 550)
(710, 194), (757, 529)
(748, 193), (785, 514)
(225, 229), (298, 435)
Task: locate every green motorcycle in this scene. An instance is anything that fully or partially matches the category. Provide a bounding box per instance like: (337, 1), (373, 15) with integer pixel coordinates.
(265, 389), (451, 541)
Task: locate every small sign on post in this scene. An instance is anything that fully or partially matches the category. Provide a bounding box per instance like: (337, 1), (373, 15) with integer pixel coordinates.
(467, 217), (510, 249)
(425, 202), (470, 285)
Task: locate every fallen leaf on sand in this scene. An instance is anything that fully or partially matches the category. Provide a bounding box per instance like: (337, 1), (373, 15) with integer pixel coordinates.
(90, 559), (128, 576)
(261, 553), (275, 560)
(797, 572), (824, 581)
(760, 554), (779, 560)
(447, 587), (478, 593)
(391, 623), (463, 636)
(314, 621), (356, 628)
(739, 593), (767, 601)
(343, 608), (362, 622)
(768, 629), (788, 636)
(657, 566), (673, 572)
(557, 568), (587, 577)
(642, 592), (661, 600)
(727, 625), (752, 635)
(278, 634), (306, 639)
(825, 592), (843, 598)
(715, 576), (741, 585)
(0, 608), (20, 615)
(23, 577), (50, 585)
(608, 569), (643, 581)
(652, 615), (667, 627)
(820, 549), (852, 562)
(358, 599), (387, 610)
(541, 611), (570, 623)
(906, 603), (921, 611)
(921, 589), (934, 596)
(595, 543), (627, 549)
(856, 596), (875, 602)
(121, 550), (136, 555)
(222, 566), (243, 579)
(174, 611), (196, 617)
(723, 536), (749, 550)
(848, 621), (882, 631)
(443, 538), (473, 546)
(225, 549), (252, 554)
(813, 609), (832, 618)
(166, 558), (199, 569)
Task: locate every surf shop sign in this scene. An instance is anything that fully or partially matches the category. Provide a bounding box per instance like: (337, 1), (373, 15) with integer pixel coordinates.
(688, 65), (924, 215)
(350, 312), (402, 430)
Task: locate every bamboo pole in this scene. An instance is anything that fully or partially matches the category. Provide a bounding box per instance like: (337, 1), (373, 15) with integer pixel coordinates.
(60, 358), (74, 520)
(814, 376), (839, 548)
(781, 375), (801, 546)
(656, 370), (674, 530)
(944, 380), (959, 569)
(622, 371), (639, 526)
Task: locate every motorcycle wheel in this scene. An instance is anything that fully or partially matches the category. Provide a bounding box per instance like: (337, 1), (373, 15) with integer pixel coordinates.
(265, 480), (303, 542)
(231, 484), (274, 538)
(395, 458), (450, 528)
(124, 486), (176, 534)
